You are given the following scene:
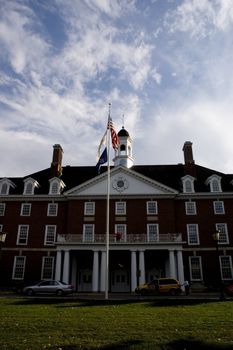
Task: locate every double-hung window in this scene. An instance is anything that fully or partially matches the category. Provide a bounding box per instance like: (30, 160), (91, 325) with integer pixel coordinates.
(17, 225), (29, 245)
(220, 256), (233, 280)
(115, 202), (126, 215)
(0, 203), (5, 216)
(187, 224), (199, 245)
(189, 256), (202, 281)
(21, 203), (31, 216)
(12, 256), (26, 280)
(41, 256), (54, 280)
(83, 224), (94, 242)
(47, 203), (58, 216)
(44, 225), (56, 245)
(185, 202), (196, 215)
(215, 223), (229, 244)
(213, 201), (225, 215)
(84, 202), (95, 216)
(115, 224), (126, 242)
(147, 201), (158, 215)
(147, 224), (159, 242)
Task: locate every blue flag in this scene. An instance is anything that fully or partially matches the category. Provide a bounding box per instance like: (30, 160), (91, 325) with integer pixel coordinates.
(96, 147), (107, 173)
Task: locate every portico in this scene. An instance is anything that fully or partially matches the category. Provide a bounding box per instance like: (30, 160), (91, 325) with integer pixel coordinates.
(55, 240), (185, 293)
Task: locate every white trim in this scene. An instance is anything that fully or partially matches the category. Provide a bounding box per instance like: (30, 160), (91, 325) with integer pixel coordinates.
(189, 256), (203, 281)
(12, 256), (26, 280)
(20, 203), (31, 216)
(44, 225), (57, 245)
(17, 225), (29, 245)
(187, 224), (199, 245)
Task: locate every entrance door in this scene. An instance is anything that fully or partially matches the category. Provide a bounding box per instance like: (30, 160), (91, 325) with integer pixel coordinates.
(78, 269), (92, 292)
(111, 269), (130, 292)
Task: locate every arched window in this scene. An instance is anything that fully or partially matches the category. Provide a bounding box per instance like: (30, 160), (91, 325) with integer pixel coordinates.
(49, 178), (65, 195)
(205, 175), (222, 193)
(23, 178), (39, 195)
(181, 176), (195, 193)
(1, 183), (8, 195)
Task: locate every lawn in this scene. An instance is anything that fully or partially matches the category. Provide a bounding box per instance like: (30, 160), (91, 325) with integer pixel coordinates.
(0, 297), (233, 350)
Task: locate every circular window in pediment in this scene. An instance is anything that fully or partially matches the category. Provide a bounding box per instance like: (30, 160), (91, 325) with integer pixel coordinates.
(112, 177), (129, 192)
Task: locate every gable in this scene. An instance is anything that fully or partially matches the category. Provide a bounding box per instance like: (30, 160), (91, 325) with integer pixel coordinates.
(64, 166), (178, 196)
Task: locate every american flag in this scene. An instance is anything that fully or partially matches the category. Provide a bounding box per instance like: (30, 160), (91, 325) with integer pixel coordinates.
(107, 117), (120, 150)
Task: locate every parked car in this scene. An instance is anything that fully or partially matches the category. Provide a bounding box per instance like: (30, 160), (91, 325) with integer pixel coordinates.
(135, 277), (182, 296)
(23, 280), (74, 296)
(224, 283), (233, 296)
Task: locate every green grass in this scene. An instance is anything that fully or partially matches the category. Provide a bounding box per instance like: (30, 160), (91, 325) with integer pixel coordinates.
(0, 298), (233, 349)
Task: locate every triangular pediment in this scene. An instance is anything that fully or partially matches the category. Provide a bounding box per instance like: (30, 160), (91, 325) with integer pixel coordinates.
(64, 166), (178, 196)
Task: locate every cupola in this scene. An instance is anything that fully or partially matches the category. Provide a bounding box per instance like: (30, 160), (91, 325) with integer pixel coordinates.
(113, 127), (134, 168)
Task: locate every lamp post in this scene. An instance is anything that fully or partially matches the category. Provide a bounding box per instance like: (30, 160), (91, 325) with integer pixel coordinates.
(212, 231), (225, 300)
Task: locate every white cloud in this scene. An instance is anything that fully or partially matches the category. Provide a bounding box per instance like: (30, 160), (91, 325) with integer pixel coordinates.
(166, 0), (233, 38)
(0, 2), (50, 74)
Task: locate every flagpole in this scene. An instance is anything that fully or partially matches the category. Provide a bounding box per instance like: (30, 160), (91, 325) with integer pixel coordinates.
(105, 103), (111, 300)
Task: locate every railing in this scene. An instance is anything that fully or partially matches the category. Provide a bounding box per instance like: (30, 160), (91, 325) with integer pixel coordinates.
(57, 233), (182, 244)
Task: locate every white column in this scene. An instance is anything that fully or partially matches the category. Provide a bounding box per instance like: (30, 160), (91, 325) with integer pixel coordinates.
(55, 250), (62, 281)
(63, 250), (70, 284)
(139, 250), (145, 285)
(100, 251), (106, 292)
(131, 251), (137, 292)
(169, 250), (176, 278)
(92, 251), (99, 292)
(177, 250), (185, 285)
(71, 255), (77, 291)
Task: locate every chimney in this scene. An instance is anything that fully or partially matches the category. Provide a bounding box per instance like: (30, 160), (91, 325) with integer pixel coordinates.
(182, 141), (196, 177)
(50, 144), (63, 178)
(183, 141), (194, 165)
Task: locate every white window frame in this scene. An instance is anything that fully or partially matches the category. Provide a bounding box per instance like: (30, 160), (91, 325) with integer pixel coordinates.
(213, 201), (225, 215)
(146, 201), (158, 215)
(0, 224), (3, 232)
(84, 202), (95, 216)
(147, 224), (159, 242)
(49, 178), (65, 195)
(83, 224), (95, 242)
(205, 175), (222, 193)
(185, 201), (196, 215)
(0, 203), (5, 216)
(215, 223), (229, 244)
(17, 225), (29, 245)
(181, 175), (195, 193)
(187, 224), (199, 245)
(47, 203), (58, 216)
(44, 225), (56, 245)
(189, 256), (203, 281)
(114, 224), (127, 242)
(41, 256), (54, 280)
(115, 201), (126, 215)
(12, 256), (26, 280)
(220, 256), (233, 280)
(0, 179), (15, 195)
(20, 203), (31, 216)
(23, 178), (39, 195)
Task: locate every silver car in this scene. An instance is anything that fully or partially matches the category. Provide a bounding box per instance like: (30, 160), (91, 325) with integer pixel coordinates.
(23, 280), (74, 296)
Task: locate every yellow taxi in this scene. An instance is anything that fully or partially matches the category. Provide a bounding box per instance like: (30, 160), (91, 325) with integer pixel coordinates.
(135, 278), (182, 296)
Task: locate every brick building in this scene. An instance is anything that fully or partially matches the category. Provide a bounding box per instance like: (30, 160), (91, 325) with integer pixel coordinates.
(0, 127), (233, 292)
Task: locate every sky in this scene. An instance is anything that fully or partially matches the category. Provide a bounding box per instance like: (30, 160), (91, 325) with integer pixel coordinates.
(1, 0), (233, 177)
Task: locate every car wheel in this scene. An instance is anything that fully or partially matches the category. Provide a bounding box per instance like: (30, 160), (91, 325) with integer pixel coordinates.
(169, 289), (176, 296)
(56, 289), (64, 296)
(140, 289), (147, 296)
(27, 289), (34, 296)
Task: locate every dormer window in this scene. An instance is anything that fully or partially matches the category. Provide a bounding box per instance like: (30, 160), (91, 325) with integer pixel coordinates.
(0, 178), (15, 195)
(23, 178), (39, 195)
(49, 178), (65, 195)
(205, 175), (222, 193)
(181, 175), (195, 193)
